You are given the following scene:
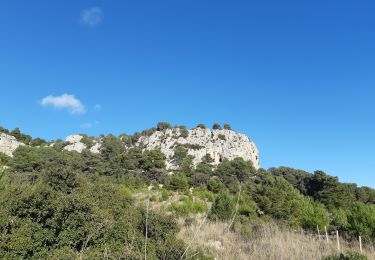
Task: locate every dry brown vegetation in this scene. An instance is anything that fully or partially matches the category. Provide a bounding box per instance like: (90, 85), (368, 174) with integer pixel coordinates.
(179, 220), (375, 260)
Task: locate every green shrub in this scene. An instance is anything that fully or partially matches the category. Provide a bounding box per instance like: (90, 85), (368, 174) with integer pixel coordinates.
(160, 189), (172, 201)
(218, 134), (226, 141)
(192, 188), (215, 202)
(208, 177), (224, 193)
(347, 203), (375, 239)
(30, 138), (47, 147)
(238, 194), (258, 218)
(197, 123), (206, 129)
(212, 123), (222, 130)
(156, 122), (172, 131)
(167, 174), (189, 191)
(80, 135), (94, 148)
(178, 126), (189, 138)
(140, 211), (179, 240)
(223, 124), (232, 130)
(0, 127), (9, 134)
(170, 196), (206, 216)
(0, 152), (10, 167)
(210, 191), (235, 220)
(323, 251), (368, 260)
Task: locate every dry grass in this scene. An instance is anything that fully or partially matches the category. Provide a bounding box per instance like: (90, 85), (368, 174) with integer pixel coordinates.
(179, 221), (375, 260)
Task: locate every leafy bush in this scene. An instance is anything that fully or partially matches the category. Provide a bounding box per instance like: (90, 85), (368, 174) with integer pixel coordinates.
(223, 124), (232, 130)
(177, 125), (189, 138)
(80, 135), (94, 148)
(30, 138), (47, 147)
(207, 177), (225, 193)
(0, 127), (9, 134)
(10, 127), (32, 144)
(160, 189), (172, 201)
(210, 191), (235, 221)
(170, 196), (207, 216)
(218, 134), (226, 141)
(0, 152), (10, 167)
(215, 157), (256, 184)
(167, 174), (189, 191)
(197, 123), (206, 129)
(212, 123), (222, 130)
(251, 174), (329, 229)
(346, 203), (375, 240)
(156, 122), (172, 131)
(323, 251), (368, 260)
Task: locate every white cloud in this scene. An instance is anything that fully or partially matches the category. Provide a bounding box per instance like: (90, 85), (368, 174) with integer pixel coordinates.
(81, 7), (103, 26)
(41, 94), (85, 114)
(94, 104), (101, 112)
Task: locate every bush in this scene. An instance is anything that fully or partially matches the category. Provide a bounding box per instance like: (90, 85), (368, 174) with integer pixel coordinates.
(30, 138), (47, 147)
(80, 135), (94, 148)
(323, 251), (368, 260)
(210, 191), (235, 221)
(169, 196), (206, 216)
(160, 190), (172, 201)
(192, 188), (215, 202)
(189, 172), (210, 188)
(299, 200), (329, 230)
(156, 122), (172, 131)
(223, 124), (232, 130)
(10, 128), (32, 144)
(347, 203), (375, 239)
(197, 123), (206, 129)
(0, 127), (9, 134)
(251, 174), (329, 229)
(0, 152), (10, 167)
(215, 158), (256, 184)
(207, 177), (224, 193)
(179, 126), (189, 138)
(167, 174), (189, 191)
(140, 211), (179, 240)
(42, 165), (79, 193)
(212, 123), (222, 130)
(218, 134), (226, 141)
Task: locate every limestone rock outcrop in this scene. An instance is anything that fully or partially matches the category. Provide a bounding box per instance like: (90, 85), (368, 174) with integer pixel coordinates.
(0, 133), (24, 157)
(136, 128), (259, 170)
(0, 127), (260, 170)
(63, 134), (100, 154)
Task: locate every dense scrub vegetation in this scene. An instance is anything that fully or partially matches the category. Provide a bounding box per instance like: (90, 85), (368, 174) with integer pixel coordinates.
(1, 125), (374, 259)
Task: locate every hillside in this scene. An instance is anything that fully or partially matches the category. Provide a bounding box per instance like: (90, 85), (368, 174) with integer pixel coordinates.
(0, 123), (259, 170)
(0, 123), (374, 259)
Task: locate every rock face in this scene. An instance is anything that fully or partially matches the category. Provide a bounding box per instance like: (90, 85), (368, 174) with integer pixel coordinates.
(63, 134), (100, 154)
(136, 128), (259, 170)
(0, 133), (23, 157)
(0, 128), (260, 170)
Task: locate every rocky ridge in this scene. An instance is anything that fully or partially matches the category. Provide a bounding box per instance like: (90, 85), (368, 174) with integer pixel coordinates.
(135, 128), (259, 169)
(0, 133), (24, 157)
(0, 127), (260, 169)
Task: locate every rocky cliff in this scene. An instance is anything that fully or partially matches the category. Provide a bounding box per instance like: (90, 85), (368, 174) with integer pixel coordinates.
(0, 127), (260, 169)
(135, 128), (259, 170)
(64, 135), (101, 154)
(0, 133), (24, 157)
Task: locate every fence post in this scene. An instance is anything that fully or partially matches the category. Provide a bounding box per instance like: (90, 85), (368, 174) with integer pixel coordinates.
(336, 230), (340, 252)
(317, 225), (321, 240)
(325, 226), (329, 243)
(359, 236), (363, 254)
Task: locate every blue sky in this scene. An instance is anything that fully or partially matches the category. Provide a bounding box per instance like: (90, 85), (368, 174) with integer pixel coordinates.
(0, 1), (374, 187)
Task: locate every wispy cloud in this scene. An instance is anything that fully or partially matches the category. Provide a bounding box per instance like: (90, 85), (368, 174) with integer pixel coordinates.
(41, 94), (85, 115)
(81, 7), (103, 26)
